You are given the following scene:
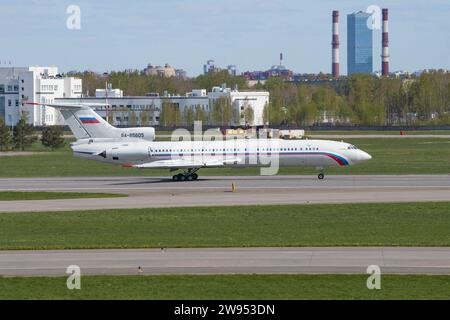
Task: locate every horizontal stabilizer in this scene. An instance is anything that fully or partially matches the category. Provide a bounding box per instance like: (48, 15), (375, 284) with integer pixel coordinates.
(25, 102), (109, 110)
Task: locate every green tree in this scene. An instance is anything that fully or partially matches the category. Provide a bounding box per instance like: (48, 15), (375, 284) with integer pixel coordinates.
(183, 107), (194, 126)
(41, 126), (65, 150)
(159, 102), (173, 127)
(140, 103), (156, 126)
(211, 97), (233, 126)
(0, 118), (12, 151)
(195, 70), (247, 92)
(194, 105), (206, 123)
(128, 109), (138, 126)
(262, 102), (270, 125)
(160, 102), (181, 127)
(243, 106), (254, 125)
(13, 117), (37, 151)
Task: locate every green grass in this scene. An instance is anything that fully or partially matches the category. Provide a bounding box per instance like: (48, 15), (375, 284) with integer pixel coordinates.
(1, 202), (449, 250)
(11, 137), (75, 152)
(1, 274), (449, 299)
(0, 138), (449, 177)
(0, 191), (126, 201)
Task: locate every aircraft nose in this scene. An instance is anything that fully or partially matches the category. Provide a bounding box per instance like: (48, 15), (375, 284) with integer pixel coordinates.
(359, 151), (372, 161)
(349, 150), (372, 163)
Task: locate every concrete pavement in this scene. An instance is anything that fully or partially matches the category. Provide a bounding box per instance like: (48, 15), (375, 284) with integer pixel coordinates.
(0, 175), (449, 212)
(1, 247), (449, 276)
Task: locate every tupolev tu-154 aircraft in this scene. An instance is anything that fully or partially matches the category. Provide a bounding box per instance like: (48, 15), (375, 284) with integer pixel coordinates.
(27, 102), (371, 181)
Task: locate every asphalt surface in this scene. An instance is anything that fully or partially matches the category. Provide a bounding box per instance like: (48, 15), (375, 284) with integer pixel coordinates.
(1, 247), (449, 276)
(0, 175), (449, 212)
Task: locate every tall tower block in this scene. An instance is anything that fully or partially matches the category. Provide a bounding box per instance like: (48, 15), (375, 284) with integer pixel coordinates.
(381, 8), (390, 76)
(332, 10), (340, 78)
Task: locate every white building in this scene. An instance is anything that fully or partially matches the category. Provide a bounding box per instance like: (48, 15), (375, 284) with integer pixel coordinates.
(58, 92), (210, 127)
(95, 86), (123, 98)
(208, 85), (269, 126)
(0, 66), (82, 126)
(58, 86), (269, 127)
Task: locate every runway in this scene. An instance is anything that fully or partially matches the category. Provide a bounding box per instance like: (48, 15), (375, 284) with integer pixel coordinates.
(0, 175), (449, 212)
(1, 247), (449, 276)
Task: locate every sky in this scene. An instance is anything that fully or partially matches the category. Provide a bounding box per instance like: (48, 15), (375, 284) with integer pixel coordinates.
(0, 0), (449, 76)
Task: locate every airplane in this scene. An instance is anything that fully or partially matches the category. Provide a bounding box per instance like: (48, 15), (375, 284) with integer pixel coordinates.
(27, 102), (372, 181)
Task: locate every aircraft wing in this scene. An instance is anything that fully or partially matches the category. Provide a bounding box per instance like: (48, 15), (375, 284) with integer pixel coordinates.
(129, 157), (242, 169)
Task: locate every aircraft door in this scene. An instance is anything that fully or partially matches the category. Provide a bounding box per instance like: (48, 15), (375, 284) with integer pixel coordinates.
(148, 147), (153, 158)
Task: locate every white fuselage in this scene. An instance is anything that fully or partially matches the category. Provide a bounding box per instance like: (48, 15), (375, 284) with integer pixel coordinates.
(71, 138), (372, 169)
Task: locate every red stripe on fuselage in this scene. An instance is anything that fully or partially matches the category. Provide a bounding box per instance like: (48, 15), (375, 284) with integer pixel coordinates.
(324, 154), (346, 166)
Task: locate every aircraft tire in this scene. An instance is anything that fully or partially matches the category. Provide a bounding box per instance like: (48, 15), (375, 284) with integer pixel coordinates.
(318, 173), (324, 180)
(186, 174), (194, 181)
(178, 174), (186, 181)
(172, 175), (180, 182)
(192, 173), (198, 180)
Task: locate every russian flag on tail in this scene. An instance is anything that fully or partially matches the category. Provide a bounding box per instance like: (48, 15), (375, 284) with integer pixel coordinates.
(79, 117), (100, 124)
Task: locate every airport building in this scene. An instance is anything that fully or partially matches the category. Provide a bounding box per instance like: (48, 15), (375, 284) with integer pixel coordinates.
(58, 85), (269, 127)
(347, 11), (373, 75)
(0, 66), (82, 126)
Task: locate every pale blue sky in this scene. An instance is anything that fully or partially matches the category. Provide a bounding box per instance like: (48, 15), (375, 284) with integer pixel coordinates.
(0, 0), (449, 76)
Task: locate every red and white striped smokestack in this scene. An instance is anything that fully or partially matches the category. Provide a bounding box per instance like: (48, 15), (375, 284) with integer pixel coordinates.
(382, 8), (390, 76)
(332, 10), (340, 78)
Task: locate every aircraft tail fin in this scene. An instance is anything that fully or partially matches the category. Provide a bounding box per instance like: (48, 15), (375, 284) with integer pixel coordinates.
(26, 102), (117, 139)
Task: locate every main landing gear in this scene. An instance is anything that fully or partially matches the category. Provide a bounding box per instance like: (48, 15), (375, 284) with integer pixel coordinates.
(172, 168), (199, 182)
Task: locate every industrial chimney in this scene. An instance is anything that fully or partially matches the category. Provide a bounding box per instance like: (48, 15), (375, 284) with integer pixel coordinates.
(381, 8), (390, 76)
(332, 10), (340, 78)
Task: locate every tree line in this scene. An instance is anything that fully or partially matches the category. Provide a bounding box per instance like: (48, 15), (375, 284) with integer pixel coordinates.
(68, 69), (247, 98)
(0, 116), (65, 151)
(263, 71), (450, 126)
(69, 69), (450, 126)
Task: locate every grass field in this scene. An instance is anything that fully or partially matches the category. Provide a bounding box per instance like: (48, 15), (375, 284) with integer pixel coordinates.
(1, 274), (449, 299)
(0, 138), (450, 177)
(1, 202), (449, 250)
(0, 191), (126, 201)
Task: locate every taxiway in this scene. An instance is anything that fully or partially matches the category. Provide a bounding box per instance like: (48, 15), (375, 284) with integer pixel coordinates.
(0, 175), (449, 212)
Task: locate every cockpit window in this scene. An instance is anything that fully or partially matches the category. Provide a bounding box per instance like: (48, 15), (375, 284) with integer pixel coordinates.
(347, 145), (357, 150)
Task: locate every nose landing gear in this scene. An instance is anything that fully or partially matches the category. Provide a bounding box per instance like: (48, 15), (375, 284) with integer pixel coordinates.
(316, 167), (325, 180)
